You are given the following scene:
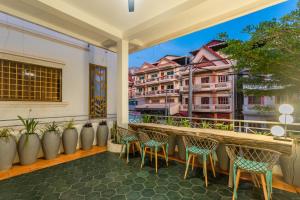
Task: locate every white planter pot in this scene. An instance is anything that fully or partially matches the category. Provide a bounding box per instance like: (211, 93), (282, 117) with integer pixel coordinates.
(107, 139), (122, 153)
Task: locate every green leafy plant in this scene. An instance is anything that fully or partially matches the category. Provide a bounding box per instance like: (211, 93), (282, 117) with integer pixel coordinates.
(180, 119), (190, 127)
(43, 121), (60, 134)
(142, 115), (151, 123)
(99, 121), (107, 126)
(201, 121), (211, 129)
(0, 128), (14, 142)
(18, 115), (39, 135)
(83, 122), (93, 128)
(64, 119), (75, 130)
(166, 116), (174, 126)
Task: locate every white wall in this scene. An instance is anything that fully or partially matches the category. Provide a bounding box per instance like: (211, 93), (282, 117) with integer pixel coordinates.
(0, 13), (117, 123)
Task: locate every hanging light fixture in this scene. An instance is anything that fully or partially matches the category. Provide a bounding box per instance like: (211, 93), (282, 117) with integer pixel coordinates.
(128, 0), (134, 12)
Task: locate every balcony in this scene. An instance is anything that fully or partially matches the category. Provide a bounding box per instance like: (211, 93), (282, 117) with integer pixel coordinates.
(243, 104), (276, 116)
(180, 104), (232, 112)
(159, 75), (176, 83)
(181, 82), (232, 92)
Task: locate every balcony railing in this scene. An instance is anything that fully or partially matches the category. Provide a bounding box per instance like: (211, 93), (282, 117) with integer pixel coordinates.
(159, 75), (176, 82)
(180, 104), (231, 112)
(181, 82), (232, 92)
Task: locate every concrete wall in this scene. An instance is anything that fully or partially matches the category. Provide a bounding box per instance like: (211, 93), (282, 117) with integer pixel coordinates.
(0, 13), (117, 122)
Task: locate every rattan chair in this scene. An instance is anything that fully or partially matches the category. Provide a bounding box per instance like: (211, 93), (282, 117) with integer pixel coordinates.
(118, 127), (140, 163)
(183, 135), (219, 187)
(138, 129), (169, 173)
(226, 144), (281, 200)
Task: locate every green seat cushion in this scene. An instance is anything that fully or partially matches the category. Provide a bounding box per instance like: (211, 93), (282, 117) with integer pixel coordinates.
(121, 135), (138, 143)
(235, 157), (269, 173)
(187, 146), (211, 155)
(143, 140), (163, 147)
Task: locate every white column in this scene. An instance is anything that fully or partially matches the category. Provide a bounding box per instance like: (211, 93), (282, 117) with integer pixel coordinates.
(117, 39), (129, 127)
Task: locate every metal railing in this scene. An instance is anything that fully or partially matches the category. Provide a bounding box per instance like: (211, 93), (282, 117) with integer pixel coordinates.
(129, 114), (300, 137)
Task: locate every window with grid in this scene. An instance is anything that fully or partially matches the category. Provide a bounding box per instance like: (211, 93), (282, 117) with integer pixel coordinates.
(218, 75), (228, 82)
(218, 97), (229, 104)
(248, 96), (261, 104)
(201, 77), (209, 83)
(0, 59), (62, 102)
(201, 97), (210, 104)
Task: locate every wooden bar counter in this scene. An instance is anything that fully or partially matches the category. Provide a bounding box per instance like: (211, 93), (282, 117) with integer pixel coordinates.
(129, 123), (294, 187)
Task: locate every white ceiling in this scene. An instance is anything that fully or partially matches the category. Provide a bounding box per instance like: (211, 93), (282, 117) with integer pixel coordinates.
(0, 0), (285, 52)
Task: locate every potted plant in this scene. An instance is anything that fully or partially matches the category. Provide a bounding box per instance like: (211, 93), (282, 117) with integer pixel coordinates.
(80, 122), (94, 150)
(17, 116), (41, 165)
(0, 128), (16, 171)
(96, 121), (108, 146)
(107, 121), (123, 153)
(41, 122), (61, 160)
(62, 119), (78, 154)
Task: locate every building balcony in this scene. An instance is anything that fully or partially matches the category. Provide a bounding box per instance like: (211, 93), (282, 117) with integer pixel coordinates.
(180, 104), (232, 112)
(181, 82), (232, 92)
(159, 75), (177, 83)
(243, 104), (276, 116)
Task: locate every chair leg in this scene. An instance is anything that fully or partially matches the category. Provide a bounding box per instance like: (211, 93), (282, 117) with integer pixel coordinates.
(203, 158), (208, 188)
(136, 142), (142, 158)
(232, 169), (241, 200)
(260, 174), (269, 200)
(150, 148), (153, 163)
(184, 154), (192, 179)
(192, 155), (195, 170)
(132, 142), (135, 157)
(209, 154), (216, 178)
(126, 142), (130, 163)
(162, 145), (168, 166)
(166, 144), (169, 166)
(141, 146), (147, 168)
(155, 146), (158, 174)
(119, 144), (124, 158)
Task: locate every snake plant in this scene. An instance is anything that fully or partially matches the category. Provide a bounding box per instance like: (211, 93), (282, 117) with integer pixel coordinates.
(18, 116), (39, 135)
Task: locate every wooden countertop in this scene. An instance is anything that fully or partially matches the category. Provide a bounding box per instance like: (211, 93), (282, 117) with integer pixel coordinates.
(129, 123), (293, 155)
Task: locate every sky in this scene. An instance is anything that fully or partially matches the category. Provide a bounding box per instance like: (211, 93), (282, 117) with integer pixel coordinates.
(129, 0), (298, 68)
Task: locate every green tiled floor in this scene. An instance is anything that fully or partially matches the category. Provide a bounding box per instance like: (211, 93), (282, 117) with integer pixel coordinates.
(0, 152), (299, 200)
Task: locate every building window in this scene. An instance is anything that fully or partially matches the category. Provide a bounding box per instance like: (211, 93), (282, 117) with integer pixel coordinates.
(0, 59), (62, 102)
(218, 97), (229, 104)
(151, 86), (158, 91)
(201, 77), (209, 83)
(151, 74), (158, 78)
(218, 75), (228, 82)
(139, 76), (144, 80)
(248, 96), (261, 105)
(152, 99), (160, 104)
(167, 98), (175, 103)
(201, 97), (210, 104)
(167, 84), (174, 90)
(167, 71), (174, 75)
(185, 98), (188, 104)
(184, 79), (189, 85)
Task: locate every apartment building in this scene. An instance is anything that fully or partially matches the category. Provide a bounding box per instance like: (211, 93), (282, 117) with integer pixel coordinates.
(180, 40), (234, 119)
(132, 56), (188, 115)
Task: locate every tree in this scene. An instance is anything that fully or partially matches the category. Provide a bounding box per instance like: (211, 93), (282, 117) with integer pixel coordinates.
(219, 2), (300, 120)
(219, 2), (300, 97)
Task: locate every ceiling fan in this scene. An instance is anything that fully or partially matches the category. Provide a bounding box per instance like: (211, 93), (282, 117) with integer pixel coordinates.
(128, 0), (134, 12)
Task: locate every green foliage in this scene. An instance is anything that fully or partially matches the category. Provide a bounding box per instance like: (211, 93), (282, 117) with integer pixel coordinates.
(18, 115), (39, 135)
(142, 115), (151, 123)
(64, 119), (75, 130)
(110, 121), (121, 144)
(201, 121), (211, 129)
(0, 128), (14, 143)
(215, 123), (233, 131)
(219, 3), (300, 97)
(166, 117), (174, 126)
(180, 119), (190, 127)
(252, 130), (272, 136)
(43, 121), (60, 134)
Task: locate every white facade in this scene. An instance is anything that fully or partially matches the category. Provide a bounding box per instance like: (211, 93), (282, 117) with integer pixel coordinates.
(0, 13), (117, 122)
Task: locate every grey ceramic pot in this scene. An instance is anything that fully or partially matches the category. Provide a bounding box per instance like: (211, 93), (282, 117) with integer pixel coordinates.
(176, 136), (186, 160)
(18, 134), (41, 165)
(97, 125), (108, 147)
(81, 127), (95, 150)
(0, 136), (17, 171)
(42, 131), (61, 160)
(167, 134), (177, 156)
(216, 143), (229, 171)
(62, 128), (78, 154)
